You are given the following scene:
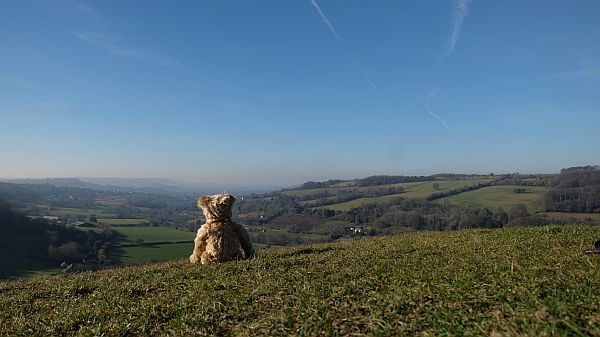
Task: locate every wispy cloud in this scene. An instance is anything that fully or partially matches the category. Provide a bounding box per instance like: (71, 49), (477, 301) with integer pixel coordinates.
(426, 88), (450, 130)
(70, 0), (103, 22)
(309, 0), (341, 40)
(549, 67), (600, 79)
(438, 0), (472, 62)
(73, 31), (252, 94)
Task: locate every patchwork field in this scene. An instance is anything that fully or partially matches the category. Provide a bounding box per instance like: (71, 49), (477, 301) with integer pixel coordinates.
(399, 178), (495, 198)
(313, 178), (495, 211)
(282, 181), (426, 198)
(438, 185), (550, 212)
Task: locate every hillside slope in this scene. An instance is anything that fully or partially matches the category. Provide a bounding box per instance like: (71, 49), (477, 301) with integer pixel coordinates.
(1, 226), (599, 336)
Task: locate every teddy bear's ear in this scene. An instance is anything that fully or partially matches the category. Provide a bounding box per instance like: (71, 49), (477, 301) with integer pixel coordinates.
(221, 194), (235, 204)
(197, 196), (211, 209)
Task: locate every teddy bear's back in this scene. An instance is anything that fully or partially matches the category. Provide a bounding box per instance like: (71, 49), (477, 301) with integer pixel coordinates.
(205, 222), (242, 262)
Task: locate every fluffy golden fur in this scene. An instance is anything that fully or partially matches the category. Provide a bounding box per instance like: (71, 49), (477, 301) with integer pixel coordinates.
(189, 193), (254, 265)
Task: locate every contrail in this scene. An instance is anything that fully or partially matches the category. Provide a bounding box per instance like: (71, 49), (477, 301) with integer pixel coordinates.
(74, 31), (252, 95)
(307, 3), (399, 121)
(425, 88), (450, 130)
(361, 71), (378, 92)
(449, 0), (472, 54)
(362, 71), (400, 121)
(438, 0), (472, 62)
(154, 60), (252, 95)
(309, 0), (341, 40)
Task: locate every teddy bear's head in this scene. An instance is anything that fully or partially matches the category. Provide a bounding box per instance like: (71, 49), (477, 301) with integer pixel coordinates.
(197, 193), (235, 223)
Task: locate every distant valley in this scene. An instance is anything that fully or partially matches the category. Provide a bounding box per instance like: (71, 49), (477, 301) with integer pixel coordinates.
(1, 166), (599, 278)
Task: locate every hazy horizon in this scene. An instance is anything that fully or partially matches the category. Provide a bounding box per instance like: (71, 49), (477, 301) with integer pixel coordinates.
(0, 165), (570, 191)
(2, 1), (599, 186)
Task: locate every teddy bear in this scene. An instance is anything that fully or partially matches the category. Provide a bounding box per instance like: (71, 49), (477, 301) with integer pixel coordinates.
(189, 193), (255, 265)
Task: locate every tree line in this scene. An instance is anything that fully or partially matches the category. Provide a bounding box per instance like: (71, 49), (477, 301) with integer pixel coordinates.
(544, 166), (600, 213)
(288, 175), (437, 191)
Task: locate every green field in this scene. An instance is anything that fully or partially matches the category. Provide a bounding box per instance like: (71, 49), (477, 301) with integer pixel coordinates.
(97, 218), (149, 225)
(1, 225), (599, 336)
(109, 227), (196, 265)
(438, 185), (550, 212)
(113, 226), (195, 244)
(114, 242), (194, 265)
(314, 178), (495, 211)
(400, 178), (494, 198)
(315, 193), (407, 211)
(44, 207), (118, 218)
(298, 197), (336, 206)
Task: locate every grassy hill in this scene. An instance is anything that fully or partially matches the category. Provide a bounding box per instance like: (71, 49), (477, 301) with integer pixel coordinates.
(1, 225), (599, 336)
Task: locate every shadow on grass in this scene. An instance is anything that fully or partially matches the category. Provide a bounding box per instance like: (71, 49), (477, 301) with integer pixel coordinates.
(0, 232), (58, 280)
(0, 256), (58, 280)
(107, 231), (127, 265)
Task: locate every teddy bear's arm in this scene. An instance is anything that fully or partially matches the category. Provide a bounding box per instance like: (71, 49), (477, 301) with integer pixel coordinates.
(234, 223), (255, 259)
(190, 226), (209, 263)
(196, 226), (209, 249)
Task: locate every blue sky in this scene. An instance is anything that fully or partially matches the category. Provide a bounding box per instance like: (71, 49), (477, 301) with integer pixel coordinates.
(1, 1), (599, 187)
